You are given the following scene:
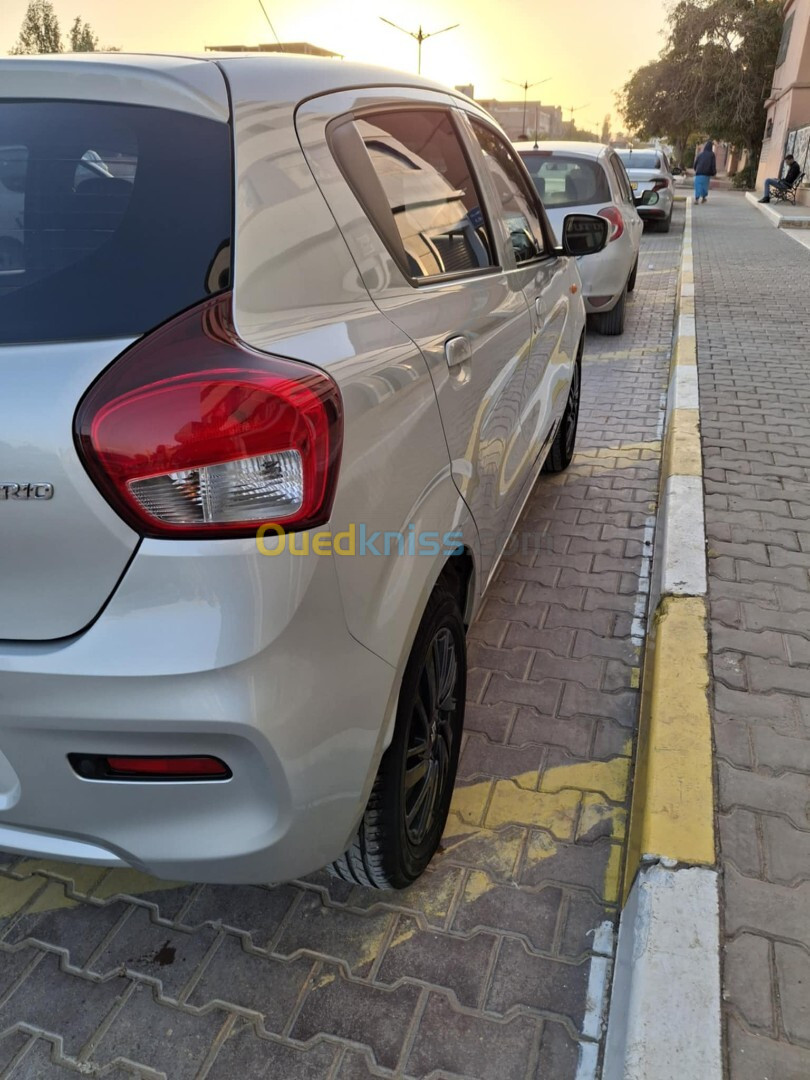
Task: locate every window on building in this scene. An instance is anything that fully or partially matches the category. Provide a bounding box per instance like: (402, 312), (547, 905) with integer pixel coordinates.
(776, 12), (794, 68)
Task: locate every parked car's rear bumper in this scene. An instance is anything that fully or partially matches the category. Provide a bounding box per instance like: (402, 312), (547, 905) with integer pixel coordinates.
(0, 538), (398, 883)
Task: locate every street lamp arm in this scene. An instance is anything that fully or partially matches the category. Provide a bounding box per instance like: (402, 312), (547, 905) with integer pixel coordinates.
(379, 16), (417, 40)
(422, 23), (460, 41)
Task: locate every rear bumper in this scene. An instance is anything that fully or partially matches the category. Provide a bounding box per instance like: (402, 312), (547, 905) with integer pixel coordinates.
(577, 236), (636, 314)
(0, 538), (398, 883)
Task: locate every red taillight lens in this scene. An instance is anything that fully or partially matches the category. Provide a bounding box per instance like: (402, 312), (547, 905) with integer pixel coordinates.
(652, 179), (669, 192)
(75, 294), (343, 539)
(69, 754), (231, 781)
(597, 206), (624, 242)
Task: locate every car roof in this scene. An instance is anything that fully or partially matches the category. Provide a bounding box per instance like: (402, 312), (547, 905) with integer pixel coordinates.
(0, 52), (470, 118)
(513, 141), (610, 159)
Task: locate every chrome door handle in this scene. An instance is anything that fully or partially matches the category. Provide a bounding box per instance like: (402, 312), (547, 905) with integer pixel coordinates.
(445, 335), (472, 370)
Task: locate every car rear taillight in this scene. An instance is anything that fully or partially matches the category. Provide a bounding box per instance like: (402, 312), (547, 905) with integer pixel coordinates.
(69, 754), (231, 781)
(75, 294), (343, 539)
(652, 179), (669, 192)
(597, 206), (624, 242)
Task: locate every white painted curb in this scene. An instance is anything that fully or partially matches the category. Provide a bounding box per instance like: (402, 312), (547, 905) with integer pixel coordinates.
(603, 864), (722, 1080)
(658, 475), (708, 597)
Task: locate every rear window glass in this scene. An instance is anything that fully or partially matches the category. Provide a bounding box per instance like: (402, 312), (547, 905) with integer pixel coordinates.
(0, 101), (231, 344)
(519, 152), (611, 209)
(617, 152), (661, 171)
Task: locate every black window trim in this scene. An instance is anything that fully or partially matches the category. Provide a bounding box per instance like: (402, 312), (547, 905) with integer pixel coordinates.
(326, 101), (502, 289)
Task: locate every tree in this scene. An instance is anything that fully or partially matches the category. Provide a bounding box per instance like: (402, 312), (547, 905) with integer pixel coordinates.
(619, 0), (783, 170)
(70, 16), (98, 52)
(619, 56), (700, 167)
(10, 0), (62, 54)
(601, 115), (612, 144)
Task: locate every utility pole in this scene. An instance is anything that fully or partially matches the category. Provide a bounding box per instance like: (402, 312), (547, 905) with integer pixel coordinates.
(565, 103), (590, 137)
(505, 77), (551, 141)
(379, 17), (459, 75)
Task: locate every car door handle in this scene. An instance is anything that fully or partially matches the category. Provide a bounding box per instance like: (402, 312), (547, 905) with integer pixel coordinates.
(445, 335), (472, 370)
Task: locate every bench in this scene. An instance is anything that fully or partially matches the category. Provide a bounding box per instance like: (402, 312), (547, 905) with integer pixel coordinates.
(771, 172), (805, 205)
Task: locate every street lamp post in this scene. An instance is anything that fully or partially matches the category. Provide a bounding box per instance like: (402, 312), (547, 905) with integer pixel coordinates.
(505, 78), (551, 141)
(379, 17), (460, 75)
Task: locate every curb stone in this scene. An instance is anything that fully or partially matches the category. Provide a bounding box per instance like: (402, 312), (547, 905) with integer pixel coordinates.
(603, 199), (722, 1080)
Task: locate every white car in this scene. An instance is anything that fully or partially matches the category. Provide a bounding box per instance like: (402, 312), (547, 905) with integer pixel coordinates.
(0, 53), (609, 888)
(615, 148), (675, 232)
(516, 141), (645, 335)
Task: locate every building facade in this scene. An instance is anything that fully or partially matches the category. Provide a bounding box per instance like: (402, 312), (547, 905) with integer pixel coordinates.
(456, 89), (563, 140)
(757, 0), (810, 204)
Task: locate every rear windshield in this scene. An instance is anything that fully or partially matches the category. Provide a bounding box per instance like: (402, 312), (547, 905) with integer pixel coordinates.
(0, 101), (231, 344)
(518, 152), (611, 209)
(617, 152), (661, 171)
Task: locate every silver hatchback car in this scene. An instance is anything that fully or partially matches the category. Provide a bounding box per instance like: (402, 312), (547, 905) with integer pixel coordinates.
(0, 54), (607, 887)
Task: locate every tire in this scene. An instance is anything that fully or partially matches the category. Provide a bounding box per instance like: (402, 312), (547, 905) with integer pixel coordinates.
(656, 212), (672, 233)
(329, 586), (466, 889)
(627, 256), (638, 293)
(590, 285), (626, 336)
(542, 353), (581, 473)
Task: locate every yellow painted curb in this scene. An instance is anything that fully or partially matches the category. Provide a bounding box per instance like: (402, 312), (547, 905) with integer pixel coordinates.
(624, 596), (715, 899)
(662, 408), (702, 477)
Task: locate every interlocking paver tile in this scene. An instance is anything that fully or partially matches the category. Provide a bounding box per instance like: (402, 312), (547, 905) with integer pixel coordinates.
(91, 982), (228, 1079)
(187, 937), (315, 1032)
(89, 905), (219, 999)
(485, 937), (589, 1021)
(206, 1019), (338, 1079)
(291, 974), (421, 1072)
(375, 917), (496, 1008)
(404, 991), (539, 1080)
(0, 218), (684, 1078)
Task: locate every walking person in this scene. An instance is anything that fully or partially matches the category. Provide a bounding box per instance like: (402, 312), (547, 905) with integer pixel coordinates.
(758, 154), (801, 202)
(694, 139), (716, 203)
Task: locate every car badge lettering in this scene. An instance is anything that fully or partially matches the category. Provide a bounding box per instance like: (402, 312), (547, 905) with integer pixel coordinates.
(0, 482), (54, 501)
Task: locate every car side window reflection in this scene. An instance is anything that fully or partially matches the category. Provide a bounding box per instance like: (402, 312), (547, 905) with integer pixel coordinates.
(354, 109), (495, 280)
(468, 120), (545, 264)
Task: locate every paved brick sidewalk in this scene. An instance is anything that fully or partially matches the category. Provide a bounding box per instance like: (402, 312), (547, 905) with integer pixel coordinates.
(693, 191), (810, 1079)
(0, 221), (682, 1080)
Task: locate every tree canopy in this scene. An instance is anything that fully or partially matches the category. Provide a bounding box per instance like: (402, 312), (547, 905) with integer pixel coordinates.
(10, 0), (62, 54)
(10, 1), (103, 54)
(70, 16), (98, 52)
(619, 0), (784, 167)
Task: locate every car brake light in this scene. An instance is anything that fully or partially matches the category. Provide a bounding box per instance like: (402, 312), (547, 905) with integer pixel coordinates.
(69, 754), (232, 781)
(597, 206), (624, 242)
(75, 293), (343, 539)
(652, 179), (669, 192)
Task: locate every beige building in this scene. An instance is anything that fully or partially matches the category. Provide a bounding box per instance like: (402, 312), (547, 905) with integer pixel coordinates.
(757, 0), (810, 204)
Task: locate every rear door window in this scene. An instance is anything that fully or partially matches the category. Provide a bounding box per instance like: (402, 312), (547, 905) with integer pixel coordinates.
(467, 120), (545, 263)
(349, 108), (495, 280)
(519, 152), (612, 208)
(0, 101), (231, 344)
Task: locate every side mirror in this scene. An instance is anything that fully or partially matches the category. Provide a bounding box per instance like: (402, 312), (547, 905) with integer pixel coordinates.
(560, 214), (609, 257)
(634, 190), (660, 207)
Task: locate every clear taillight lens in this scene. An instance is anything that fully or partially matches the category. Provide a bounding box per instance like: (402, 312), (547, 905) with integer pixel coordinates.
(128, 450), (304, 526)
(75, 294), (343, 539)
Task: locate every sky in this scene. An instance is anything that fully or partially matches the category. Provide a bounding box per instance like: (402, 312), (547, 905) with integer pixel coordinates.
(1, 0), (669, 134)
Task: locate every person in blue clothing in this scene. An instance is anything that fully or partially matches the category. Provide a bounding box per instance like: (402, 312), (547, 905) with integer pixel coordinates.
(693, 139), (717, 203)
